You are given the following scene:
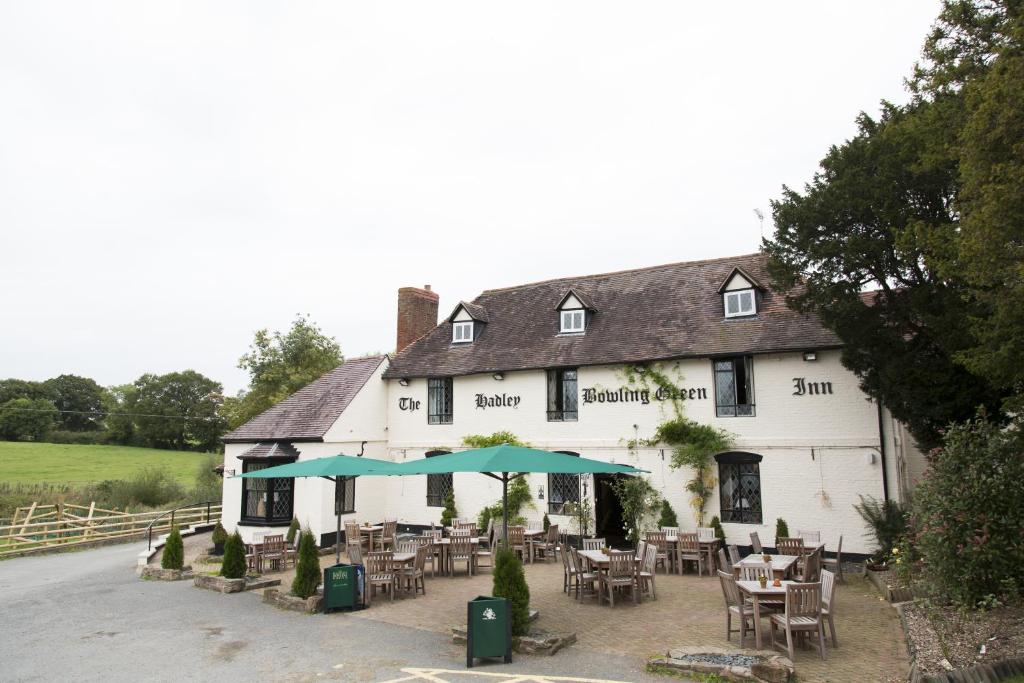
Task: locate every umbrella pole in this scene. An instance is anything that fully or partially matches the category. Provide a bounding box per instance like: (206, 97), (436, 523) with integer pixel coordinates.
(502, 472), (509, 551)
(336, 477), (342, 565)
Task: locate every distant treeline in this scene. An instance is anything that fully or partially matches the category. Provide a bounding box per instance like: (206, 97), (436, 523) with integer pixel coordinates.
(0, 372), (226, 452)
(0, 314), (347, 453)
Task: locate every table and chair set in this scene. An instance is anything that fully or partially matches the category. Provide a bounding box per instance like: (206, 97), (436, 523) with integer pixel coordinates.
(717, 530), (844, 661)
(245, 532), (299, 574)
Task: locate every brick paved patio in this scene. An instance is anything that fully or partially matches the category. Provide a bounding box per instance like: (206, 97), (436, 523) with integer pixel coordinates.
(237, 546), (909, 682)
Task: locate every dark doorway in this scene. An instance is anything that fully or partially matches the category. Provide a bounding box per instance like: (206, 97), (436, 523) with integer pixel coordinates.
(594, 472), (631, 548)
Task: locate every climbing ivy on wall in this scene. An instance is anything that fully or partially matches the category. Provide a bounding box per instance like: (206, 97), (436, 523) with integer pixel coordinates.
(620, 363), (732, 526)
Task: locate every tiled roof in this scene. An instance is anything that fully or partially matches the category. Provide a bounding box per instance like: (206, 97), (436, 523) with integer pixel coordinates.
(384, 253), (841, 379)
(223, 355), (387, 443)
(449, 301), (489, 322)
(237, 442), (301, 459)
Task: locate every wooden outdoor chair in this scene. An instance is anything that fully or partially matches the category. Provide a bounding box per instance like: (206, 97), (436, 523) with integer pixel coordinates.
(645, 531), (671, 573)
(697, 527), (716, 541)
(728, 544), (742, 566)
(450, 536), (474, 576)
(718, 547), (730, 573)
(738, 562), (771, 581)
(475, 539), (495, 571)
(798, 529), (821, 544)
(802, 548), (822, 582)
(822, 535), (844, 583)
(401, 545), (427, 598)
(638, 543), (658, 600)
(635, 539), (647, 562)
(508, 526), (528, 562)
(603, 550), (638, 606)
(365, 551), (397, 602)
(346, 522), (368, 555)
(245, 543), (261, 574)
(569, 547), (598, 601)
(718, 570), (757, 647)
(261, 535), (287, 572)
(776, 537), (805, 558)
(582, 537), (605, 551)
(677, 532), (705, 576)
(560, 539), (573, 593)
(769, 582), (827, 661)
(533, 524), (559, 561)
(750, 531), (763, 554)
(381, 520), (398, 551)
(347, 543), (363, 566)
(660, 526), (680, 536)
(397, 541), (419, 555)
(821, 569), (839, 647)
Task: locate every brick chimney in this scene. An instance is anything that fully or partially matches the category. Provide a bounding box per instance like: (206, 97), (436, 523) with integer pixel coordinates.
(396, 285), (440, 353)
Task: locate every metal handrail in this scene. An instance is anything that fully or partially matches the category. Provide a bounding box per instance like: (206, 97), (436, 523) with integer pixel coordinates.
(146, 501), (221, 550)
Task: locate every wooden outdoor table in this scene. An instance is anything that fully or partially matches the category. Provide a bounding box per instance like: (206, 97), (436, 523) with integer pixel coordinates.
(360, 525), (383, 551)
(523, 529), (545, 564)
(578, 549), (641, 605)
(737, 580), (795, 649)
(733, 554), (798, 580)
(433, 537), (480, 575)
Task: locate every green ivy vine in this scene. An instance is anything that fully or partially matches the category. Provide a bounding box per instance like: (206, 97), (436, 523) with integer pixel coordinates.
(620, 363), (733, 526)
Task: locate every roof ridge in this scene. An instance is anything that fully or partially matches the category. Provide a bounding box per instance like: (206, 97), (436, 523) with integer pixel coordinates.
(479, 251), (765, 295)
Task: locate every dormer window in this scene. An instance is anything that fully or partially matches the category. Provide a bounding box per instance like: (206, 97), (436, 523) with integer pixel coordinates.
(452, 321), (474, 343)
(718, 266), (764, 319)
(724, 289), (756, 317)
(447, 301), (487, 344)
(560, 309), (585, 333)
(556, 287), (595, 335)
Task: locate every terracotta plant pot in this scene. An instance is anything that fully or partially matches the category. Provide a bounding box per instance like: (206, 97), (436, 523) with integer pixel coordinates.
(762, 554), (771, 563)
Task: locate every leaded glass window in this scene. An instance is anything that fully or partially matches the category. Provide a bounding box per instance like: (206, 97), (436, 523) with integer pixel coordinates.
(425, 450), (453, 507)
(546, 368), (578, 421)
(428, 378), (453, 424)
(335, 476), (355, 514)
(548, 451), (580, 514)
(241, 459), (295, 525)
(717, 453), (762, 524)
(713, 356), (755, 417)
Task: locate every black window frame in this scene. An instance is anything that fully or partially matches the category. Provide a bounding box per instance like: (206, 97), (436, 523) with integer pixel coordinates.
(427, 377), (453, 425)
(547, 451), (581, 514)
(716, 452), (763, 524)
(425, 449), (453, 508)
(335, 476), (356, 515)
(240, 457), (297, 526)
(546, 368), (579, 421)
(713, 355), (755, 417)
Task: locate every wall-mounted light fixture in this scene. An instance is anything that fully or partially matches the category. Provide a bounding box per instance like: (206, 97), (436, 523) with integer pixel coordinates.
(492, 372), (505, 381)
(537, 485), (544, 500)
(802, 351), (817, 362)
(399, 378), (410, 386)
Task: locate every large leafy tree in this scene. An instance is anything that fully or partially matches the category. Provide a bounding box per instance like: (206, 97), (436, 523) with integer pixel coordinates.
(0, 379), (54, 404)
(43, 374), (108, 431)
(766, 0), (1022, 448)
(224, 315), (343, 429)
(131, 371), (226, 451)
(0, 398), (56, 440)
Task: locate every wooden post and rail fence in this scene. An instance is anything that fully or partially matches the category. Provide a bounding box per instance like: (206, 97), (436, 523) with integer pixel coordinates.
(0, 501), (222, 558)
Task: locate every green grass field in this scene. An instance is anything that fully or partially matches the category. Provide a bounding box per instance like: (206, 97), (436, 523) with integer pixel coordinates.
(0, 442), (211, 485)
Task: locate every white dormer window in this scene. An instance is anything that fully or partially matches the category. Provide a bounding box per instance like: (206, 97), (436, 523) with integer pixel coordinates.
(560, 309), (585, 333)
(724, 289), (756, 318)
(452, 321), (474, 343)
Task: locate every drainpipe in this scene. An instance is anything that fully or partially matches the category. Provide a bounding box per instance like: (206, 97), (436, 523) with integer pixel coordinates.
(876, 402), (890, 502)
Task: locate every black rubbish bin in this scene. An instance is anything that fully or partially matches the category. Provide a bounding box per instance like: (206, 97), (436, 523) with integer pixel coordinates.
(323, 563), (364, 612)
(466, 595), (512, 667)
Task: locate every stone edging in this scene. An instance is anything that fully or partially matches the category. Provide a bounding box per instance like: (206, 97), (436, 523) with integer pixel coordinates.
(193, 574), (280, 594)
(451, 626), (576, 656)
(647, 646), (793, 683)
(140, 565), (193, 581)
(896, 602), (1024, 682)
(262, 588), (323, 614)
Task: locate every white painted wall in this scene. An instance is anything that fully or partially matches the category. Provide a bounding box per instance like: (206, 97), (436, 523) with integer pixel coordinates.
(222, 349), (928, 555)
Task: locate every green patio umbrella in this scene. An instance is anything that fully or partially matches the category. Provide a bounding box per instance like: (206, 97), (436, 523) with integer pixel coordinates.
(390, 444), (647, 549)
(235, 454), (402, 563)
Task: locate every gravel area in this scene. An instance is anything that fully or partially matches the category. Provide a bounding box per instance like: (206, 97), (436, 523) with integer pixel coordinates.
(903, 601), (1024, 673)
(674, 653), (759, 667)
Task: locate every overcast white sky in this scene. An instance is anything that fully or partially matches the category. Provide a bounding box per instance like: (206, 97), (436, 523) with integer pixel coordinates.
(0, 1), (940, 394)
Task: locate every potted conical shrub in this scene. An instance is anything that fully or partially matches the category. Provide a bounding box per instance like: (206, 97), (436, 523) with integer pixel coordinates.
(211, 522), (228, 556)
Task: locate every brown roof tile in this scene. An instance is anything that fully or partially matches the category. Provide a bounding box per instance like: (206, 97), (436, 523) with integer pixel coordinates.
(384, 253), (840, 379)
(223, 355), (387, 443)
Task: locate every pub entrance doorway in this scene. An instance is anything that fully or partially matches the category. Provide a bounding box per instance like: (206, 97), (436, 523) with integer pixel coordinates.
(594, 472), (631, 548)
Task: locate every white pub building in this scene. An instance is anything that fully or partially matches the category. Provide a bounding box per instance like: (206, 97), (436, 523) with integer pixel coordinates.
(221, 253), (927, 556)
